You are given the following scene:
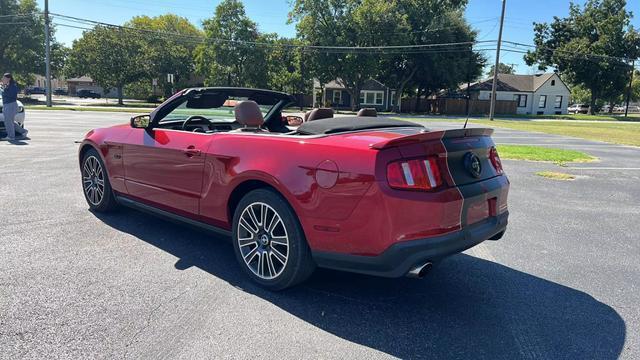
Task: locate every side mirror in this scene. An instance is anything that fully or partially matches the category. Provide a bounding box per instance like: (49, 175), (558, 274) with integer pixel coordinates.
(130, 114), (151, 129)
(283, 115), (303, 127)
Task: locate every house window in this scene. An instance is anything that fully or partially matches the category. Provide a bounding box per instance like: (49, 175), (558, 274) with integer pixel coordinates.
(513, 94), (527, 107)
(332, 90), (342, 104)
(554, 95), (563, 109)
(551, 80), (556, 86)
(360, 90), (384, 106)
(538, 95), (547, 108)
(390, 91), (396, 106)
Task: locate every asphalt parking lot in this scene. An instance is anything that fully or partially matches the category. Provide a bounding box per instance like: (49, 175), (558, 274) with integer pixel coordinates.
(1, 111), (639, 359)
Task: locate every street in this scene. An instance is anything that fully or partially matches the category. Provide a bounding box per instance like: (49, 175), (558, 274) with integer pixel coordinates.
(1, 110), (639, 359)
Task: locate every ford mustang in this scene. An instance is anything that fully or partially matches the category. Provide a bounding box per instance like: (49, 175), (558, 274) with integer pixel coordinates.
(78, 87), (509, 290)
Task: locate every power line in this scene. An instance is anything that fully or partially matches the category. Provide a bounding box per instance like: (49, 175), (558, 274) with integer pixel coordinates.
(503, 40), (636, 62)
(53, 19), (498, 56)
(51, 13), (498, 53)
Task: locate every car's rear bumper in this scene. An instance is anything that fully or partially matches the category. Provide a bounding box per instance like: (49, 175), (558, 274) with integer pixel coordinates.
(312, 211), (508, 278)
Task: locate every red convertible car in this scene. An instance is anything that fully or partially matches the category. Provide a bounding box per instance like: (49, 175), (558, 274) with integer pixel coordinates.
(79, 87), (509, 290)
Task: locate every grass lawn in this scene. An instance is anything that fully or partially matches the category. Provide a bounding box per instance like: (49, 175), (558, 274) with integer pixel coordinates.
(26, 105), (154, 113)
(499, 113), (640, 122)
(479, 120), (640, 147)
(535, 171), (576, 181)
(400, 117), (640, 147)
(496, 145), (596, 165)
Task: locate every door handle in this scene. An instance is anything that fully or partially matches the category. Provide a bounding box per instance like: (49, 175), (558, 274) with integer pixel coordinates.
(183, 146), (201, 157)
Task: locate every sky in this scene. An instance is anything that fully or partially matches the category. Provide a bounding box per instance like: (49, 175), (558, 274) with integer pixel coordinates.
(38, 0), (640, 74)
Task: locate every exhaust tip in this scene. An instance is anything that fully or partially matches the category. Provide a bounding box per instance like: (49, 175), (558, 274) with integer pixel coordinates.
(406, 262), (433, 279)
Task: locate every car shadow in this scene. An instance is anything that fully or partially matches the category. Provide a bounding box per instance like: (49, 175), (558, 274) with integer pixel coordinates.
(93, 209), (625, 359)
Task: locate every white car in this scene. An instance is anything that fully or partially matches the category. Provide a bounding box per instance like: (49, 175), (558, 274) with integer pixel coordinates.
(0, 94), (26, 135)
(568, 103), (590, 114)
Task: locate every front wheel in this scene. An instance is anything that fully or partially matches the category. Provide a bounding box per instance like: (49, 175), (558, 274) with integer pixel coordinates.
(232, 189), (315, 290)
(81, 148), (119, 212)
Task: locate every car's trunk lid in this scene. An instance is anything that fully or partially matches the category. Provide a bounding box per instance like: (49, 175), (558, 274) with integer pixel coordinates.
(370, 127), (500, 187)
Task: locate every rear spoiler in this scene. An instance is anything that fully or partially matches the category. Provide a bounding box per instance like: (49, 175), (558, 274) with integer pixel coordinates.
(370, 128), (494, 150)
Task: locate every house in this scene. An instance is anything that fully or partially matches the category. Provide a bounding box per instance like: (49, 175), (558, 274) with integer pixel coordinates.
(29, 75), (67, 90)
(312, 78), (397, 111)
(461, 73), (570, 115)
(66, 76), (118, 97)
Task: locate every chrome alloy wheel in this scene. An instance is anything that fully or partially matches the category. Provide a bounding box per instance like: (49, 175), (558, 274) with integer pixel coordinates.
(237, 202), (290, 280)
(82, 155), (105, 206)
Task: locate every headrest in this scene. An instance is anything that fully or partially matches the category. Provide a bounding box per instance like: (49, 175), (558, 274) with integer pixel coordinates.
(234, 100), (264, 127)
(357, 108), (377, 117)
(306, 108), (334, 122)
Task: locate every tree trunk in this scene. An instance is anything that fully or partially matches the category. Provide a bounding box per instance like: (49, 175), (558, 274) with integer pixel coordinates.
(117, 86), (124, 106)
(589, 91), (597, 115)
(351, 84), (361, 112)
(608, 99), (614, 114)
(393, 68), (418, 113)
(415, 86), (424, 113)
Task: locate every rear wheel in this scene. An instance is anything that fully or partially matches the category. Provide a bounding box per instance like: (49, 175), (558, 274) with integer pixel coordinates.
(81, 148), (118, 212)
(232, 189), (315, 290)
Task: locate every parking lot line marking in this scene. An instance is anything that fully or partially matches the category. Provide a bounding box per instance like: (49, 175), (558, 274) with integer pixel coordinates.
(566, 167), (640, 170)
(496, 143), (637, 148)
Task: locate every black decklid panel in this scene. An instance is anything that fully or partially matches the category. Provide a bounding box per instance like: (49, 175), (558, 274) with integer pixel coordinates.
(297, 117), (424, 135)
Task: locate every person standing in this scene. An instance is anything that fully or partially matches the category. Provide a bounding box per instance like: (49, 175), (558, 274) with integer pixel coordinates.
(1, 73), (28, 141)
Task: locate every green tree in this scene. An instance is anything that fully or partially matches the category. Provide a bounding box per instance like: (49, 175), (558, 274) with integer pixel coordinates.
(0, 0), (67, 84)
(126, 14), (202, 98)
(291, 0), (412, 110)
(487, 62), (515, 76)
(524, 0), (640, 114)
(631, 70), (640, 102)
(262, 35), (306, 94)
(378, 1), (482, 111)
(195, 0), (267, 87)
(66, 26), (146, 105)
(570, 84), (592, 104)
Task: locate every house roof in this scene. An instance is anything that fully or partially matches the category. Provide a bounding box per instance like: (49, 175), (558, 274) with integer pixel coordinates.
(325, 79), (346, 89)
(313, 78), (391, 89)
(67, 76), (94, 83)
(460, 73), (559, 92)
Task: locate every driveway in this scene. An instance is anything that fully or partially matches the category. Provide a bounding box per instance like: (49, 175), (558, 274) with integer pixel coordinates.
(0, 111), (638, 359)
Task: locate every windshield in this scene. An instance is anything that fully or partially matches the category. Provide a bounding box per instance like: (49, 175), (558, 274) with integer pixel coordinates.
(161, 96), (277, 123)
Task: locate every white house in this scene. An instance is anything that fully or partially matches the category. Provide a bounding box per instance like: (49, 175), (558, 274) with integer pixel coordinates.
(461, 73), (571, 115)
(312, 78), (397, 111)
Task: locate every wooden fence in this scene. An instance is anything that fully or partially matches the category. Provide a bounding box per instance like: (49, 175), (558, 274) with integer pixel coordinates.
(400, 98), (517, 115)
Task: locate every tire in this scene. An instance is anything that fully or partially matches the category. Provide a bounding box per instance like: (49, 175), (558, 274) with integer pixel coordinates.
(232, 188), (315, 290)
(81, 148), (119, 212)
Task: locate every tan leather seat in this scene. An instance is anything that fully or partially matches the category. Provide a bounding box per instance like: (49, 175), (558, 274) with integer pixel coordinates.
(305, 108), (334, 122)
(234, 100), (265, 132)
(357, 108), (377, 117)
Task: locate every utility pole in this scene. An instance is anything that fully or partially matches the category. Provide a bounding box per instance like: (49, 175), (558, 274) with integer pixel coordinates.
(299, 46), (305, 111)
(44, 0), (52, 107)
(464, 43), (473, 127)
(624, 60), (635, 118)
(489, 0), (506, 120)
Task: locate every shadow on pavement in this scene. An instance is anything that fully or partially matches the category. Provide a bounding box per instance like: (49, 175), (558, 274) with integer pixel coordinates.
(94, 209), (625, 359)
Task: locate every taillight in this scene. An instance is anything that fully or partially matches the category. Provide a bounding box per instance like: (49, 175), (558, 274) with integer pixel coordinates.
(489, 147), (503, 174)
(387, 157), (442, 190)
